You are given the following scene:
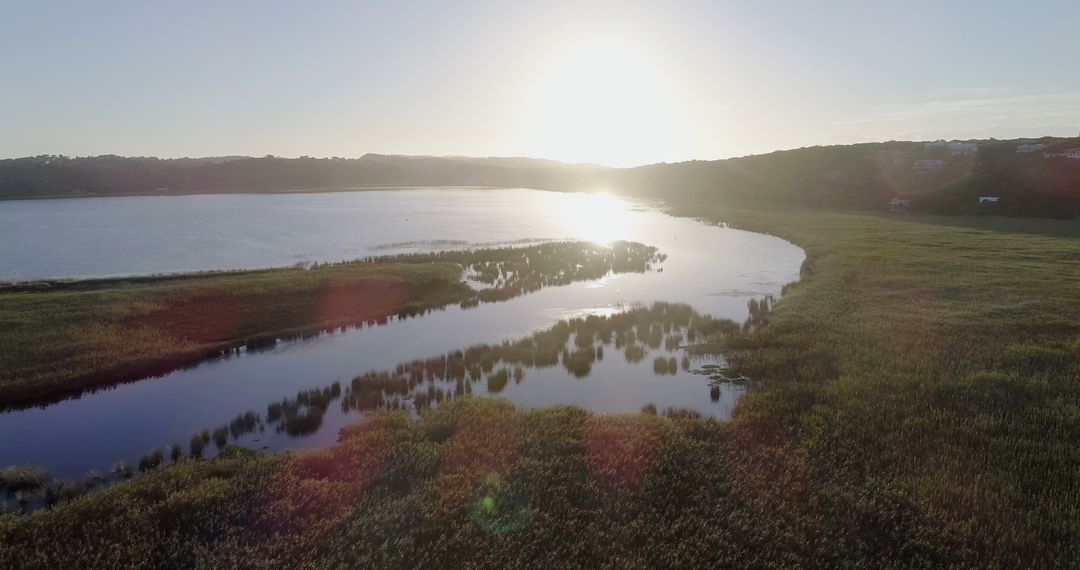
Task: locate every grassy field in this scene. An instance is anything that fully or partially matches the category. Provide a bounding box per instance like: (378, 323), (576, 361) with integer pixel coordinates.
(0, 261), (467, 409)
(0, 241), (658, 408)
(692, 207), (1080, 566)
(2, 210), (1078, 568)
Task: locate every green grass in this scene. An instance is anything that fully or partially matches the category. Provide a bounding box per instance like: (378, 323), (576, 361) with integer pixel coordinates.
(683, 207), (1080, 566)
(2, 210), (1079, 567)
(0, 241), (658, 408)
(0, 261), (466, 408)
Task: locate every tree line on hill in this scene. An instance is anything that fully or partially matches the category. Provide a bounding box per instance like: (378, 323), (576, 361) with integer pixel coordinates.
(2, 137), (1078, 218)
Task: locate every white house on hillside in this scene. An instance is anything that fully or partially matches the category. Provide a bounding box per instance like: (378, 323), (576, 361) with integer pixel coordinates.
(978, 196), (1000, 205)
(1017, 143), (1046, 154)
(1043, 148), (1080, 159)
(947, 142), (977, 155)
(875, 149), (909, 169)
(913, 159), (946, 173)
(923, 141), (975, 154)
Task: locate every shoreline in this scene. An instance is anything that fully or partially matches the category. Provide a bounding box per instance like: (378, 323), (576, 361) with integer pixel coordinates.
(0, 184), (538, 203)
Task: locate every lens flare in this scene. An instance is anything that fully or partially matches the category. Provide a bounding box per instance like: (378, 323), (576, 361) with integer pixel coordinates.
(468, 473), (533, 534)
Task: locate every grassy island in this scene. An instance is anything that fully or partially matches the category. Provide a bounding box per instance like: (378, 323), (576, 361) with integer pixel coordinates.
(0, 241), (660, 408)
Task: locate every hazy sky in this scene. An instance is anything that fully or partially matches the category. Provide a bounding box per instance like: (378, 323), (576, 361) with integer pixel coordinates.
(4, 0), (1079, 166)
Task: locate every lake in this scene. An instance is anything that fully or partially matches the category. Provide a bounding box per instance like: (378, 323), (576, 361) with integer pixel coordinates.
(0, 188), (804, 479)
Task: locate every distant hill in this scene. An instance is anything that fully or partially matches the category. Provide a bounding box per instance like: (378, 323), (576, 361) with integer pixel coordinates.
(2, 138), (1078, 218)
(611, 138), (1080, 218)
(0, 154), (607, 201)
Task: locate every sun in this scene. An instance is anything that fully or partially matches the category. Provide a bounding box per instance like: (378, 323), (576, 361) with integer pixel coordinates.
(522, 35), (685, 167)
(558, 192), (635, 245)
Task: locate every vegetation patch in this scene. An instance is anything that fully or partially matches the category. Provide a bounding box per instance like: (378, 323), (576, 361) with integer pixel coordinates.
(0, 241), (660, 408)
(2, 209), (1078, 567)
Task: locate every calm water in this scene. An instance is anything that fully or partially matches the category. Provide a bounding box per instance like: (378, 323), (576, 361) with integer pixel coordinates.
(0, 188), (804, 479)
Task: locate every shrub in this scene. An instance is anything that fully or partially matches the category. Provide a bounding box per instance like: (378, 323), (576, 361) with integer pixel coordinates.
(190, 434), (206, 458)
(138, 448), (164, 473)
(170, 443), (184, 464)
(44, 479), (84, 506)
(83, 470), (105, 489)
(212, 426), (230, 449)
(0, 465), (48, 496)
(111, 461), (133, 480)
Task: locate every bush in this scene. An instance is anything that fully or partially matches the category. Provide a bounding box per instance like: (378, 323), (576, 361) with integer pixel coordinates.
(190, 433), (206, 459)
(138, 448), (164, 473)
(0, 465), (48, 495)
(44, 479), (84, 506)
(110, 461), (133, 480)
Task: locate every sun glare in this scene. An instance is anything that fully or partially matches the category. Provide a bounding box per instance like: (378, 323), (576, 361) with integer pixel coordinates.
(561, 192), (635, 245)
(524, 35), (685, 167)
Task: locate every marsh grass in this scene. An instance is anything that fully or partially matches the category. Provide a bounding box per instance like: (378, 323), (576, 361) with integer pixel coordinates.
(43, 479), (83, 506)
(189, 431), (209, 458)
(0, 465), (48, 496)
(6, 210), (1073, 566)
(169, 443), (183, 464)
(262, 384), (344, 436)
(110, 461), (133, 480)
(212, 427), (229, 450)
(0, 241), (660, 409)
(83, 470), (105, 490)
(673, 206), (1080, 566)
(327, 303), (736, 417)
(138, 448), (164, 473)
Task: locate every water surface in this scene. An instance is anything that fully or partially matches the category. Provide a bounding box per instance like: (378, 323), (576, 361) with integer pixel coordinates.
(0, 188), (804, 478)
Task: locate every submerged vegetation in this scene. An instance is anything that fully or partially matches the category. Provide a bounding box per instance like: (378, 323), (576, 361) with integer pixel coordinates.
(0, 240), (660, 408)
(0, 302), (747, 514)
(331, 302), (745, 417)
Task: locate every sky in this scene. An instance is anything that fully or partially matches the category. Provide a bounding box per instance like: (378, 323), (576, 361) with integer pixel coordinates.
(3, 0), (1079, 167)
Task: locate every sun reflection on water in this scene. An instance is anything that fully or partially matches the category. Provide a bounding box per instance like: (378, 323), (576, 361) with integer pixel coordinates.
(559, 192), (635, 245)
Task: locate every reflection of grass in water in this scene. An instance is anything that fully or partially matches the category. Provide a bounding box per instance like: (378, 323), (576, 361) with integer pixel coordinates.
(282, 409), (324, 437)
(652, 356), (679, 376)
(263, 383), (343, 437)
(110, 461), (132, 480)
(487, 369), (509, 393)
(22, 211), (1080, 566)
(189, 431), (209, 458)
(562, 347), (596, 378)
(329, 302), (747, 417)
(212, 427), (229, 449)
(138, 448), (164, 473)
(169, 443), (183, 464)
(17, 302), (749, 512)
(83, 470), (105, 490)
(0, 465), (48, 497)
(43, 479), (83, 507)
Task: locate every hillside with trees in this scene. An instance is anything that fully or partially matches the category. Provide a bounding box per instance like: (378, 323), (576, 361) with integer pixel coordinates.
(2, 137), (1078, 218)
